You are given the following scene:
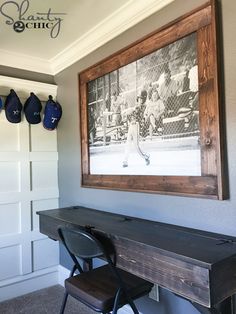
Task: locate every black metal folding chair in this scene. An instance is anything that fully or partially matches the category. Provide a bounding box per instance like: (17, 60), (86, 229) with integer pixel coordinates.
(58, 226), (153, 314)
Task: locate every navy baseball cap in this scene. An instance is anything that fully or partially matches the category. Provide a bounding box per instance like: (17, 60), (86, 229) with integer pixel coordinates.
(24, 92), (42, 124)
(43, 95), (62, 130)
(5, 89), (22, 123)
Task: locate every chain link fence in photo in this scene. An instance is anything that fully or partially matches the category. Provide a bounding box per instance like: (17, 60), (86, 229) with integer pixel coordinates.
(87, 33), (199, 147)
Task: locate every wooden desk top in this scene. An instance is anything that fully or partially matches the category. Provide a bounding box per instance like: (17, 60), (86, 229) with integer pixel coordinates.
(37, 206), (236, 309)
(38, 206), (236, 269)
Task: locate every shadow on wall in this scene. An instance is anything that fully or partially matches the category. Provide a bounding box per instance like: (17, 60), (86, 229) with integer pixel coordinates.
(136, 288), (200, 314)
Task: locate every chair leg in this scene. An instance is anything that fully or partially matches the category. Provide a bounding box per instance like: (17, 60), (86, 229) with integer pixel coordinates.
(112, 288), (122, 314)
(60, 292), (69, 314)
(128, 299), (139, 314)
(112, 288), (139, 314)
(124, 292), (139, 314)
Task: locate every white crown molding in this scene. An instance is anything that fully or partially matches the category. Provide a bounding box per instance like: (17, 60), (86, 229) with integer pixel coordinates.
(0, 49), (53, 75)
(0, 75), (57, 100)
(0, 0), (174, 75)
(51, 0), (174, 75)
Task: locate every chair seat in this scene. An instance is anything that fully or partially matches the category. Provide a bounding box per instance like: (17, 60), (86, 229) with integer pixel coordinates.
(65, 264), (153, 312)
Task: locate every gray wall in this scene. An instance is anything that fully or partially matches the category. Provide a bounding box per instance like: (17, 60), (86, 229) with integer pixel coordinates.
(55, 0), (236, 313)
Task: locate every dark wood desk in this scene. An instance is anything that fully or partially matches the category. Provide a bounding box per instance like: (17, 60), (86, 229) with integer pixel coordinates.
(37, 206), (236, 314)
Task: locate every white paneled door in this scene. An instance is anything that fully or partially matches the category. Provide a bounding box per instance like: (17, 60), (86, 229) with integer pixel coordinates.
(0, 78), (59, 301)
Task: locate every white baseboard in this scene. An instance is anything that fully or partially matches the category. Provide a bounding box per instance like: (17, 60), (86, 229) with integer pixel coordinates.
(0, 265), (142, 313)
(58, 265), (142, 314)
(58, 264), (70, 286)
(0, 266), (59, 302)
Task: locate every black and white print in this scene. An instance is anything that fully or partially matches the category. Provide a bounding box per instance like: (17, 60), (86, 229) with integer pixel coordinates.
(87, 33), (200, 176)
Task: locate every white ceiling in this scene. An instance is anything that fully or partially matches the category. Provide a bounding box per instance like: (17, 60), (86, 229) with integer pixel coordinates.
(0, 0), (174, 75)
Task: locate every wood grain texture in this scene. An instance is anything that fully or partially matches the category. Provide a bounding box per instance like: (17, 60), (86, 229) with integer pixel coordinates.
(38, 206), (236, 308)
(82, 174), (218, 199)
(211, 0), (226, 200)
(197, 0), (224, 199)
(112, 236), (210, 307)
(78, 0), (226, 199)
(79, 77), (89, 175)
(198, 25), (218, 177)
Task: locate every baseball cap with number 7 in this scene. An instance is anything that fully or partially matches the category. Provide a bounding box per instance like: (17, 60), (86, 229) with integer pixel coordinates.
(43, 95), (62, 130)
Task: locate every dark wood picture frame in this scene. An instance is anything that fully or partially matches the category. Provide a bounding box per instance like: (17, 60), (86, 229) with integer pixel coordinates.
(79, 0), (226, 199)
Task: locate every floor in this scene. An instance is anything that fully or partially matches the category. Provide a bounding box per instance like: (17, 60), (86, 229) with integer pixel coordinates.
(0, 285), (96, 314)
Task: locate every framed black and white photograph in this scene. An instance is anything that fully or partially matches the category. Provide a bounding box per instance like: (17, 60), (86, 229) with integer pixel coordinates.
(87, 33), (200, 176)
(79, 1), (226, 199)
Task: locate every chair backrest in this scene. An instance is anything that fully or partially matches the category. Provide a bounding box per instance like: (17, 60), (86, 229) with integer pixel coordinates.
(58, 227), (105, 260)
